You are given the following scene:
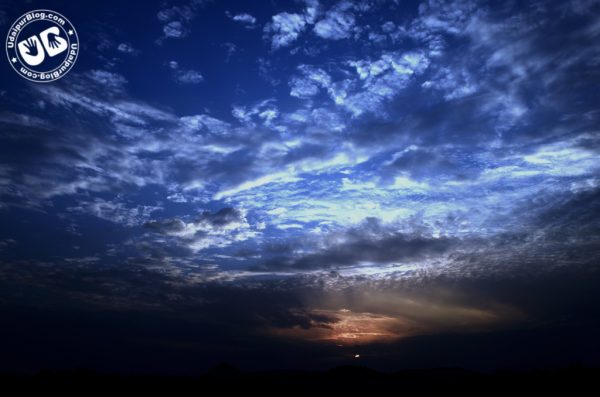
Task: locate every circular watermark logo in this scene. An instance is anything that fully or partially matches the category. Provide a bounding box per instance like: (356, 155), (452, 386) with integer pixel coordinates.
(5, 9), (79, 83)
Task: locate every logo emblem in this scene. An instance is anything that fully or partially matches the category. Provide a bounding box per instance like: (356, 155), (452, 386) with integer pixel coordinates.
(6, 10), (79, 82)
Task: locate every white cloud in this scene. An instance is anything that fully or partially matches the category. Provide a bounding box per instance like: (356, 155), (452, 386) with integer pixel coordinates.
(163, 21), (188, 38)
(382, 21), (395, 33)
(174, 69), (204, 84)
(264, 12), (307, 49)
(338, 51), (430, 116)
(0, 112), (51, 129)
(290, 65), (332, 98)
(313, 9), (355, 40)
(179, 114), (230, 135)
(422, 67), (478, 100)
(264, 0), (362, 49)
(166, 61), (204, 84)
(156, 0), (206, 41)
(290, 78), (321, 98)
(88, 70), (128, 90)
(34, 82), (175, 127)
(303, 0), (321, 24)
(69, 199), (163, 227)
(231, 13), (257, 26)
(232, 99), (280, 127)
(214, 148), (367, 200)
(144, 208), (261, 252)
(215, 171), (302, 200)
(117, 43), (139, 55)
(287, 51), (430, 117)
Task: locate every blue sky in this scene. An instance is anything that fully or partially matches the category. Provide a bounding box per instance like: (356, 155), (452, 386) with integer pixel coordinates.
(1, 0), (600, 372)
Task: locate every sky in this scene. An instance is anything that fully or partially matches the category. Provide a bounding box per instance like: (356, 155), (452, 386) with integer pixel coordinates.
(1, 0), (600, 374)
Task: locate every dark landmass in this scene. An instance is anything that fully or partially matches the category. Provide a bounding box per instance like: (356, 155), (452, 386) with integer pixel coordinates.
(1, 365), (597, 395)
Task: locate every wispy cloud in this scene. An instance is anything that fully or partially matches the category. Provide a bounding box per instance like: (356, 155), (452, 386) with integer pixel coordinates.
(156, 0), (208, 41)
(229, 12), (257, 27)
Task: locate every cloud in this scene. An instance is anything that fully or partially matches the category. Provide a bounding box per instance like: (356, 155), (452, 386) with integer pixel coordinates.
(271, 288), (523, 345)
(144, 207), (261, 252)
(163, 21), (187, 38)
(157, 3), (198, 23)
(340, 51), (430, 116)
(255, 217), (457, 271)
(231, 99), (280, 127)
(421, 67), (478, 100)
(0, 239), (16, 252)
(156, 0), (208, 41)
(264, 12), (308, 49)
(287, 50), (430, 117)
(88, 70), (128, 90)
(381, 145), (483, 183)
(264, 0), (363, 48)
(313, 7), (355, 40)
(68, 199), (162, 227)
(223, 42), (237, 61)
(200, 207), (246, 227)
(33, 75), (175, 125)
(230, 13), (257, 27)
(0, 74), (186, 208)
(0, 112), (51, 129)
(179, 113), (231, 134)
(174, 69), (204, 84)
(289, 65), (332, 98)
(117, 42), (140, 55)
(167, 61), (204, 84)
(532, 186), (600, 242)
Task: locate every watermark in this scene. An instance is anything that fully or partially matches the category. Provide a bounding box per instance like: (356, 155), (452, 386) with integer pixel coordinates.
(5, 9), (79, 82)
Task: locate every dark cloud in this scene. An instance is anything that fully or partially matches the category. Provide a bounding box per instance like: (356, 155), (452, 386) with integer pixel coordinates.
(144, 207), (243, 234)
(144, 218), (187, 235)
(534, 187), (600, 239)
(200, 207), (244, 226)
(256, 217), (457, 271)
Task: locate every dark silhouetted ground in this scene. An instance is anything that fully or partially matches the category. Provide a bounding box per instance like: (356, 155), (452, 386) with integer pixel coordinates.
(0, 365), (597, 395)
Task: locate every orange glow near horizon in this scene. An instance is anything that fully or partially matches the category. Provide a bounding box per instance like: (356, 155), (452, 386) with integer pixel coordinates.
(268, 295), (524, 345)
(269, 308), (413, 344)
